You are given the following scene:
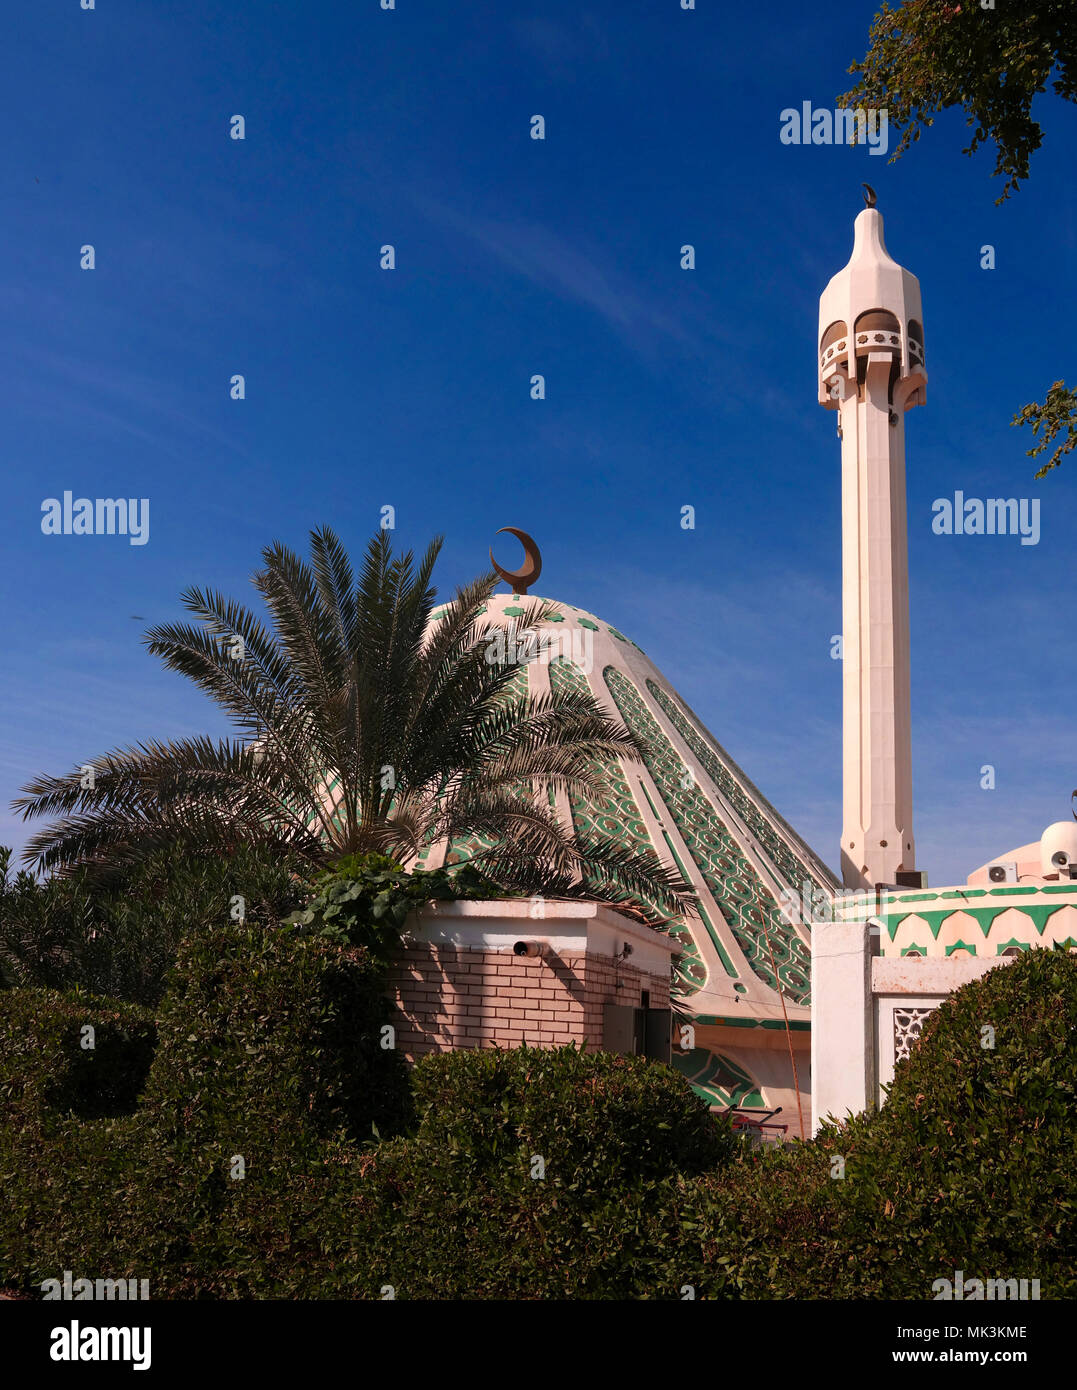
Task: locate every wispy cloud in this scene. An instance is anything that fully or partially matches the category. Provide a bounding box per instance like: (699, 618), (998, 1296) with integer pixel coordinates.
(411, 192), (735, 363)
(13, 341), (260, 470)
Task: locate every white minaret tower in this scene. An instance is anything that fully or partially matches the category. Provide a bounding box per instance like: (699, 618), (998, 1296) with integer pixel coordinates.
(818, 191), (927, 891)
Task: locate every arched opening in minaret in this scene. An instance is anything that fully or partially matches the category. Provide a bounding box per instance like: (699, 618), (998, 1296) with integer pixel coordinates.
(820, 319), (848, 367)
(853, 309), (902, 399)
(907, 318), (925, 368)
(853, 308), (901, 348)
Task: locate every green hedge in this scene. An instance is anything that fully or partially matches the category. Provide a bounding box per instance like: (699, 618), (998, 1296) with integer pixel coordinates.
(356, 1045), (737, 1299)
(142, 919), (413, 1146)
(0, 841), (309, 1004)
(3, 939), (1075, 1299)
(356, 949), (1077, 1301)
(0, 988), (156, 1122)
(685, 947), (1077, 1299)
(0, 921), (412, 1298)
(825, 944), (1077, 1298)
(406, 1042), (731, 1184)
(130, 921), (414, 1298)
(0, 992), (158, 1291)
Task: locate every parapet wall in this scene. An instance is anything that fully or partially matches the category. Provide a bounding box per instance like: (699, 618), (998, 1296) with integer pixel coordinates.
(386, 899), (674, 1062)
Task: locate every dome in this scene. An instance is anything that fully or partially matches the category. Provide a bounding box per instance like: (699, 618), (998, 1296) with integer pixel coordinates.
(418, 590), (838, 1026)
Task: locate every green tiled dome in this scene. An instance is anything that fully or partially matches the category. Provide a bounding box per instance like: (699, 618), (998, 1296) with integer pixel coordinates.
(424, 590), (838, 1017)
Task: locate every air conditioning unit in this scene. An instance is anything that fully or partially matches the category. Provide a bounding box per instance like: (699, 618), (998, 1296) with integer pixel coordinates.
(987, 861), (1018, 884)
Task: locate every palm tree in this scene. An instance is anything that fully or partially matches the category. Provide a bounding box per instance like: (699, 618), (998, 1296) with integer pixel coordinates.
(14, 528), (693, 919)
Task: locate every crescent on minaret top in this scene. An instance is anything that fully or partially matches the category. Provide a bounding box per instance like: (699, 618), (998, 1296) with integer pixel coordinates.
(861, 182), (877, 209)
(490, 527), (542, 594)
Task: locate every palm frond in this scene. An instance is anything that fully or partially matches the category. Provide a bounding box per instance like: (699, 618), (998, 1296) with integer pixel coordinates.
(15, 525), (697, 935)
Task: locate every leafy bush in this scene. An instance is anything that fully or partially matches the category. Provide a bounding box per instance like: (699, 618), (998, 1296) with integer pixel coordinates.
(142, 917), (412, 1147)
(0, 988), (156, 1123)
(681, 1131), (843, 1298)
(287, 852), (506, 961)
(824, 945), (1077, 1297)
(0, 842), (308, 1004)
(406, 1042), (731, 1183)
(0, 990), (157, 1291)
(685, 947), (1077, 1299)
(0, 996), (729, 1298)
(0, 919), (412, 1298)
(3, 930), (1073, 1300)
(356, 1045), (737, 1298)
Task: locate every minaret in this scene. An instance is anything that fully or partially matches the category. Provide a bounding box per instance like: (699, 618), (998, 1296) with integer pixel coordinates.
(818, 192), (927, 891)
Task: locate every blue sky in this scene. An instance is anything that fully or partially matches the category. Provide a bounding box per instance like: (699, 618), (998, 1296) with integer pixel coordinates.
(2, 0), (1074, 886)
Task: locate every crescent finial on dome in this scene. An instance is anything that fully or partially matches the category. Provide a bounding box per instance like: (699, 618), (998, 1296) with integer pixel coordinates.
(490, 527), (542, 594)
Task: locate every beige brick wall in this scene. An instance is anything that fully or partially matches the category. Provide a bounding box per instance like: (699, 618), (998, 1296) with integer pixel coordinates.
(387, 943), (671, 1062)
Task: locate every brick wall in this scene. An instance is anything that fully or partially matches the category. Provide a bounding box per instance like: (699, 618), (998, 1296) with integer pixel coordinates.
(387, 943), (671, 1062)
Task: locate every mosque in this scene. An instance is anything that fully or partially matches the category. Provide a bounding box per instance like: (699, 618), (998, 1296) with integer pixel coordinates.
(391, 195), (1077, 1139)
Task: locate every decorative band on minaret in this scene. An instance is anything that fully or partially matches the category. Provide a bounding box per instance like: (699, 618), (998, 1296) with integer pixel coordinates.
(818, 196), (927, 891)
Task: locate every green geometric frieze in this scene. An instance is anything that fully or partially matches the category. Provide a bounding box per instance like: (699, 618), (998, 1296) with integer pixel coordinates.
(887, 903), (1074, 940)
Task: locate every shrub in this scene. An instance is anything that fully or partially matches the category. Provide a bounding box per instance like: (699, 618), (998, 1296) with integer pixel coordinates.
(122, 921), (411, 1295)
(0, 990), (157, 1292)
(407, 1042), (732, 1183)
(142, 918), (412, 1147)
(687, 947), (1077, 1299)
(0, 921), (412, 1298)
(0, 842), (309, 1005)
(286, 852), (506, 962)
(825, 945), (1077, 1298)
(682, 1132), (843, 1299)
(0, 987), (156, 1122)
(5, 925), (1073, 1300)
(356, 1045), (737, 1298)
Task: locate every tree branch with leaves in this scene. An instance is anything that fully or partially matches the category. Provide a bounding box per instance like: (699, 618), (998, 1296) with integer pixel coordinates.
(841, 0), (1077, 475)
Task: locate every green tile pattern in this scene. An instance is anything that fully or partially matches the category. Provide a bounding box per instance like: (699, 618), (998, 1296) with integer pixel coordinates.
(671, 1048), (764, 1107)
(547, 658), (706, 995)
(604, 667), (811, 1004)
(647, 679), (837, 897)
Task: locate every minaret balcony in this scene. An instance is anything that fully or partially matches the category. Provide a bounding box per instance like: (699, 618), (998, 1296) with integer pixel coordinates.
(819, 331), (925, 382)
